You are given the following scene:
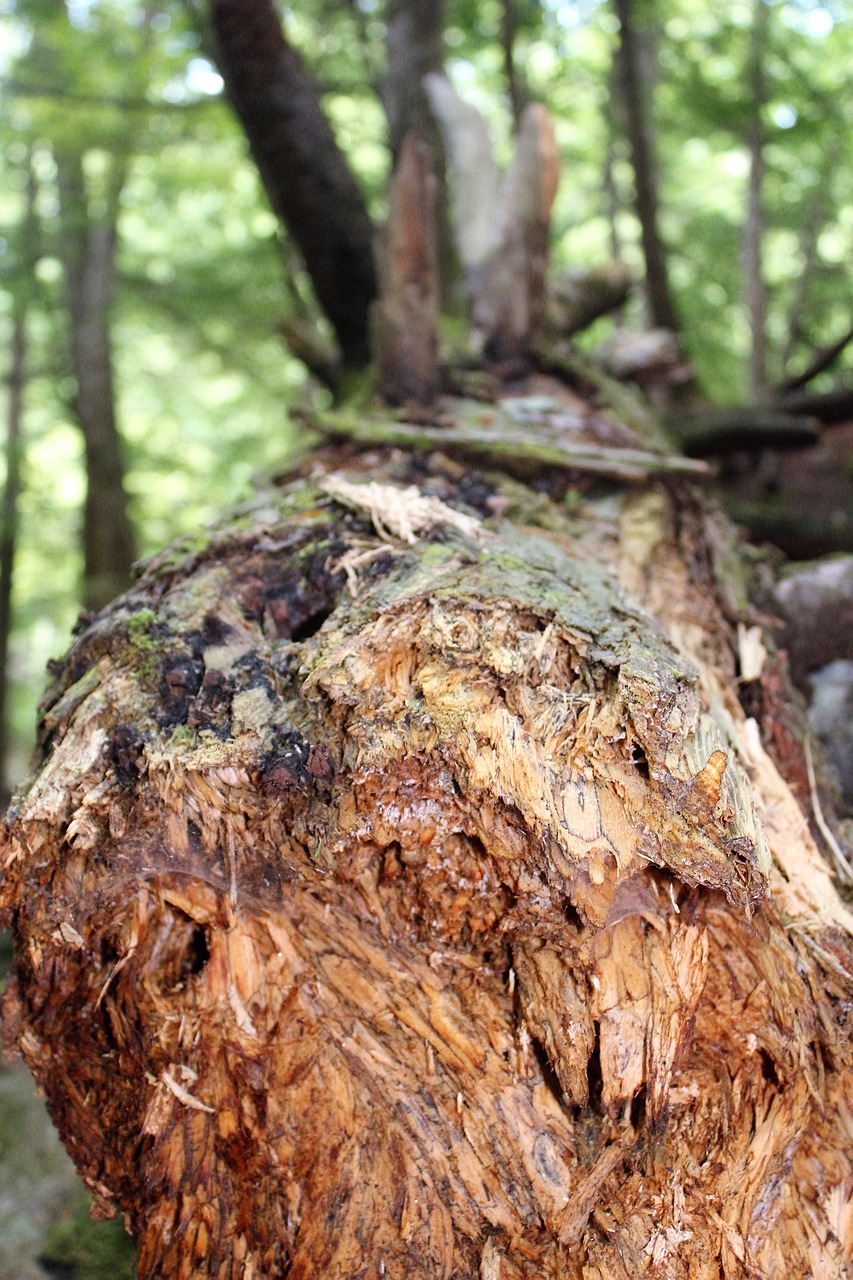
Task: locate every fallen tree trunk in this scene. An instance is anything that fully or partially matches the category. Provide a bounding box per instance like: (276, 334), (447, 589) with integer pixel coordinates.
(1, 371), (852, 1278)
(668, 407), (820, 457)
(774, 383), (853, 425)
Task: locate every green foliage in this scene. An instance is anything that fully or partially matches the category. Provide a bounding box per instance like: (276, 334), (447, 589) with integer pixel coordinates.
(652, 0), (853, 392)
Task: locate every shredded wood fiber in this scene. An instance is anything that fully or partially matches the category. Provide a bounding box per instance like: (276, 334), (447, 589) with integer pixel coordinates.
(1, 434), (851, 1279)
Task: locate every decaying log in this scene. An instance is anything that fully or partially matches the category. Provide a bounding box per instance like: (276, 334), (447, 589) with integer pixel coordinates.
(725, 499), (853, 559)
(1, 371), (852, 1279)
(773, 555), (853, 683)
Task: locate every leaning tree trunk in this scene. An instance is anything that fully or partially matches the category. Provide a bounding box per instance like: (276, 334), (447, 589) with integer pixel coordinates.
(1, 361), (852, 1277)
(208, 0), (378, 370)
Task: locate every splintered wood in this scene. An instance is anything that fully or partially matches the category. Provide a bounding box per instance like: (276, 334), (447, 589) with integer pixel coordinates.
(425, 75), (559, 361)
(1, 396), (852, 1278)
(374, 133), (440, 406)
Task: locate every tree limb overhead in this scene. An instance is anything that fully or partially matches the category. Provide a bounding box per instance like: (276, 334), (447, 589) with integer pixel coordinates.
(208, 0), (378, 368)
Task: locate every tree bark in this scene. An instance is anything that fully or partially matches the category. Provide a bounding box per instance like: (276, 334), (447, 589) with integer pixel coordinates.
(602, 139), (624, 265)
(385, 0), (446, 157)
(208, 0), (378, 369)
(374, 134), (440, 404)
(612, 0), (680, 333)
(1, 370), (852, 1279)
(743, 0), (769, 402)
(0, 299), (25, 804)
(55, 149), (137, 613)
(744, 119), (768, 399)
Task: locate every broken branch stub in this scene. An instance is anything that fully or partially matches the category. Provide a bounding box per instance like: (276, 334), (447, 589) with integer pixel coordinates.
(423, 72), (502, 274)
(374, 132), (440, 405)
(473, 103), (559, 362)
(1, 382), (852, 1278)
(425, 76), (559, 362)
(547, 260), (633, 338)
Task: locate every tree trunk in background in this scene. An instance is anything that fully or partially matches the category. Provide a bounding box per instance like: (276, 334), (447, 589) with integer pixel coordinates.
(55, 150), (137, 613)
(743, 0), (769, 402)
(0, 309), (25, 803)
(613, 0), (679, 333)
(0, 165), (37, 801)
(780, 143), (838, 378)
(601, 95), (627, 325)
(208, 0), (378, 369)
(603, 143), (624, 264)
(384, 0), (456, 305)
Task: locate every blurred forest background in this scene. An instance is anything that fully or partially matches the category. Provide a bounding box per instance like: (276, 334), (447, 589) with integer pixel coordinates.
(0, 0), (852, 1274)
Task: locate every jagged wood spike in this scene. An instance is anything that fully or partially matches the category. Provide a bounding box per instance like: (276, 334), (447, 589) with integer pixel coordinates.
(374, 132), (440, 406)
(425, 76), (559, 362)
(473, 102), (559, 361)
(423, 72), (502, 273)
